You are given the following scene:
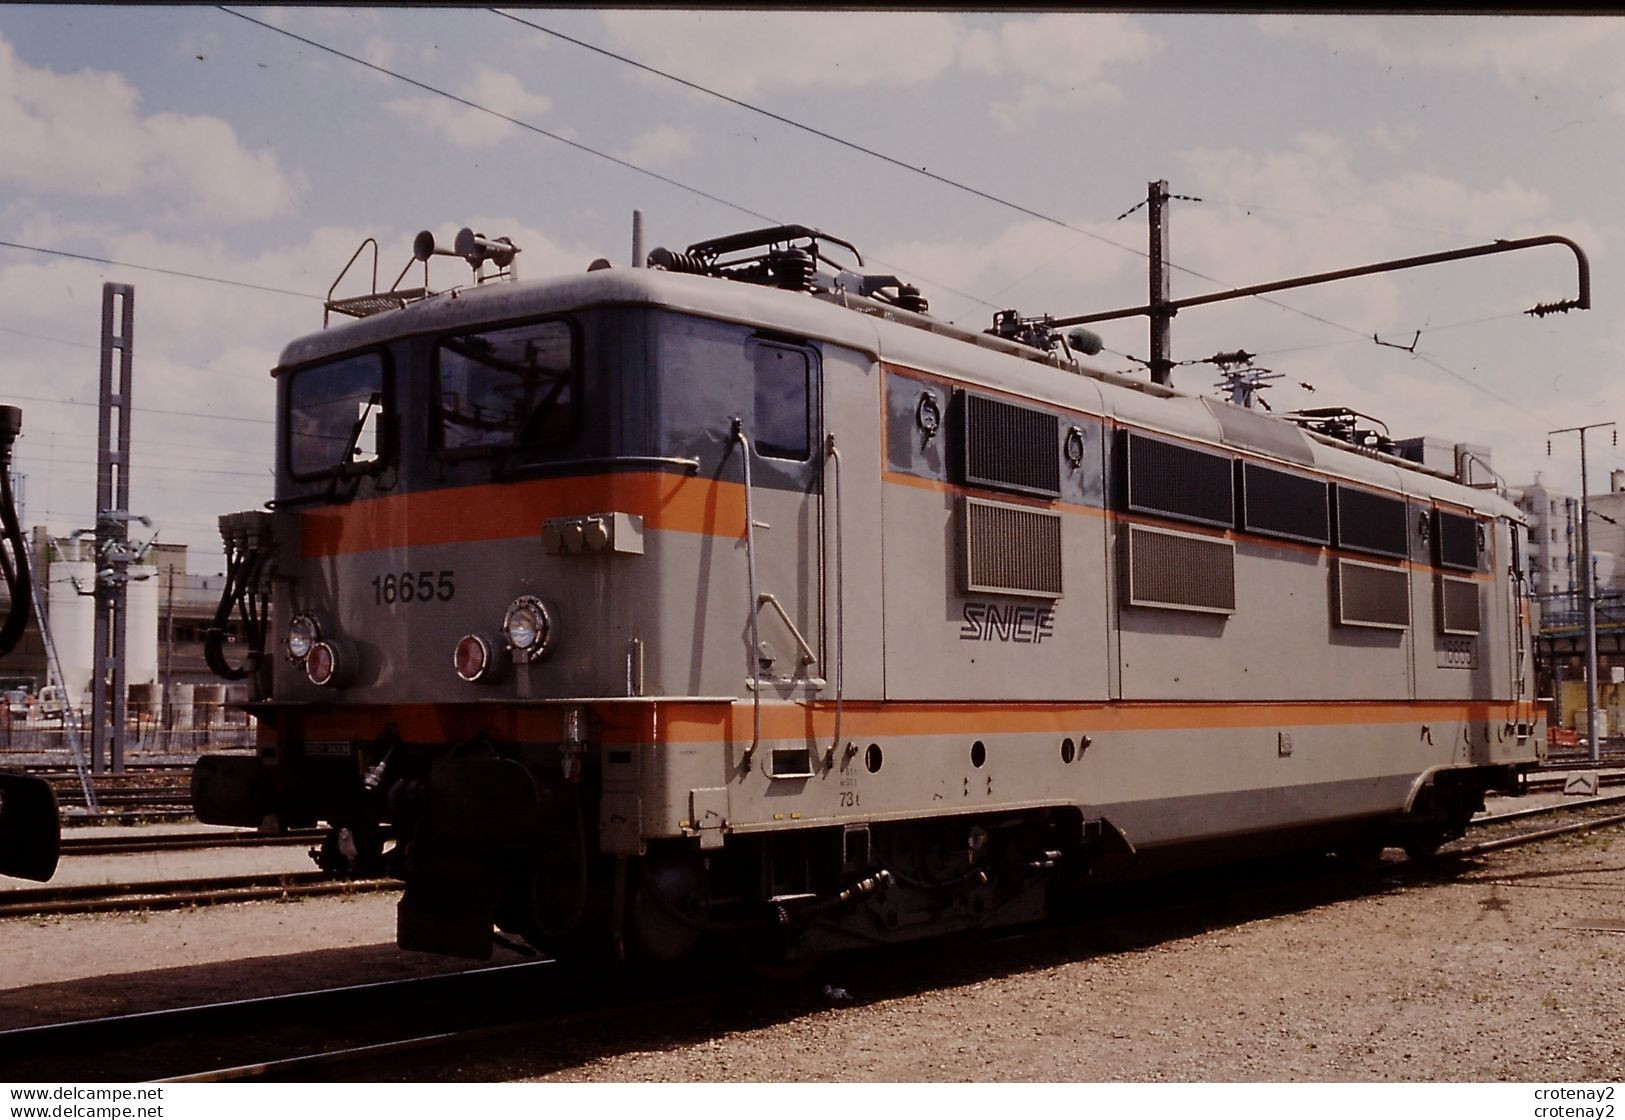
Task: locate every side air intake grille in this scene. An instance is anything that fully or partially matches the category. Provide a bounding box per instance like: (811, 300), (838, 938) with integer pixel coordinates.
(1124, 433), (1234, 528)
(960, 497), (1063, 598)
(957, 391), (1061, 498)
(1335, 486), (1409, 559)
(1336, 558), (1410, 630)
(1439, 575), (1482, 635)
(1124, 525), (1235, 614)
(1435, 510), (1481, 571)
(1239, 463), (1330, 544)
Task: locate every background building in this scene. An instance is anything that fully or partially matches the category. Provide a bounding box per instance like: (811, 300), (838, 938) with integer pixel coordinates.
(1512, 475), (1625, 738)
(0, 528), (239, 713)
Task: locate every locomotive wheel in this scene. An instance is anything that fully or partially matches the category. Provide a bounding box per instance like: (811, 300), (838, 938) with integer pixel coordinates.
(1401, 833), (1447, 862)
(1336, 837), (1388, 872)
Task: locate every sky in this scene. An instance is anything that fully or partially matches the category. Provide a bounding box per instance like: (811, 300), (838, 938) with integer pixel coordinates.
(2, 7), (1624, 569)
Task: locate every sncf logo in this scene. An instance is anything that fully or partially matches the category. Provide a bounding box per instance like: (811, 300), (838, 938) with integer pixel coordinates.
(959, 602), (1056, 644)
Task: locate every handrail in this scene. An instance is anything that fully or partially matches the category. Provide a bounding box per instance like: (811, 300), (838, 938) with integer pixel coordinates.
(731, 418), (762, 774)
(825, 435), (845, 770)
(757, 593), (817, 668)
(323, 239), (378, 327)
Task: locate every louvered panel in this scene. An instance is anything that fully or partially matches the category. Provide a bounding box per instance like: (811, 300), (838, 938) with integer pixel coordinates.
(959, 497), (1063, 598)
(1125, 433), (1234, 528)
(1435, 510), (1481, 571)
(1439, 575), (1482, 635)
(1336, 558), (1410, 630)
(1124, 525), (1235, 614)
(1335, 486), (1409, 559)
(1240, 462), (1330, 544)
(957, 392), (1061, 498)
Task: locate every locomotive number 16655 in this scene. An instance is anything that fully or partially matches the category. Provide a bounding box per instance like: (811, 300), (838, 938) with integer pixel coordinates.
(371, 570), (456, 605)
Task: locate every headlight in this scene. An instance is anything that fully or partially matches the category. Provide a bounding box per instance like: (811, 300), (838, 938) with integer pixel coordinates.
(286, 613), (320, 661)
(502, 595), (555, 661)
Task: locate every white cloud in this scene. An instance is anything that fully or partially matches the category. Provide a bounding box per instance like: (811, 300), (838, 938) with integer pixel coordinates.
(871, 215), (1142, 331)
(1259, 15), (1625, 111)
(1153, 132), (1609, 469)
(596, 12), (1159, 132)
(362, 36), (399, 73)
(0, 35), (305, 223)
(620, 124), (695, 169)
(866, 127), (1603, 478)
(601, 11), (963, 97)
(385, 66), (553, 148)
(960, 14), (1163, 127)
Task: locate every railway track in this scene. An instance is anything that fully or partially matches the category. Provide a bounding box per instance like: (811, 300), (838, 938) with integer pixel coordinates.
(57, 827), (329, 857)
(1523, 770), (1625, 795)
(4, 792), (1622, 921)
(0, 870), (393, 918)
(1, 794), (1620, 1083)
(1453, 794), (1625, 856)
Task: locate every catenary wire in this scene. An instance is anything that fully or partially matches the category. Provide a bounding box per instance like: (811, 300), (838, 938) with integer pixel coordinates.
(0, 240), (318, 301)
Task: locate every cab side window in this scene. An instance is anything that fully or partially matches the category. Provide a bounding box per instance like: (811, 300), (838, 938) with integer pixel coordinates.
(752, 341), (811, 461)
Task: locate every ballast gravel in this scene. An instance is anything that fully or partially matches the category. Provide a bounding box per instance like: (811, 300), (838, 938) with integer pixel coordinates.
(2, 826), (1621, 1082)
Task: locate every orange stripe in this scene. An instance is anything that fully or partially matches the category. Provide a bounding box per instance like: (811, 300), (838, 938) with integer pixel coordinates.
(657, 698), (1524, 743)
(301, 470), (747, 556)
(286, 697), (1531, 747)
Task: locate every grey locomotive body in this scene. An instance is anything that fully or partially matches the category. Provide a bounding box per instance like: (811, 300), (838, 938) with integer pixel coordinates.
(195, 226), (1539, 961)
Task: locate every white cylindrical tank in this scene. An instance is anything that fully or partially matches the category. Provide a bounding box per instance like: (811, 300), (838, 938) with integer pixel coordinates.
(46, 560), (96, 710)
(44, 561), (162, 710)
(170, 682), (195, 729)
(126, 564), (159, 686)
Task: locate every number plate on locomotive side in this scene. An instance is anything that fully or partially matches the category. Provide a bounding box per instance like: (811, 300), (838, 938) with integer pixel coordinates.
(371, 569), (456, 605)
(1436, 637), (1479, 669)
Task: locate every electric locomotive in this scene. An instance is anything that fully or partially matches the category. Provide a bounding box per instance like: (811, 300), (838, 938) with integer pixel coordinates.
(196, 222), (1540, 961)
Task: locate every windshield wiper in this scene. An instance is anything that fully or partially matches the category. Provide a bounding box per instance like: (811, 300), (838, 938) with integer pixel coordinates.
(325, 391), (381, 501)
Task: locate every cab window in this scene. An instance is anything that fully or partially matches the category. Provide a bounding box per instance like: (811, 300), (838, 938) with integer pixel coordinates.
(751, 340), (811, 461)
(285, 351), (386, 479)
(436, 320), (578, 453)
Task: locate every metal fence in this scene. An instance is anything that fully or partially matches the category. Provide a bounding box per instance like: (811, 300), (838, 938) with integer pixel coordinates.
(1535, 592), (1625, 633)
(0, 699), (254, 763)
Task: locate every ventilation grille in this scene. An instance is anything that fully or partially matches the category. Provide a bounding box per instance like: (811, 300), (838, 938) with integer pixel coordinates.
(1337, 558), (1410, 630)
(1125, 433), (1234, 528)
(1335, 486), (1409, 559)
(1439, 575), (1482, 635)
(958, 391), (1060, 498)
(1124, 525), (1235, 614)
(1240, 463), (1330, 544)
(1435, 510), (1481, 571)
(960, 497), (1063, 598)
